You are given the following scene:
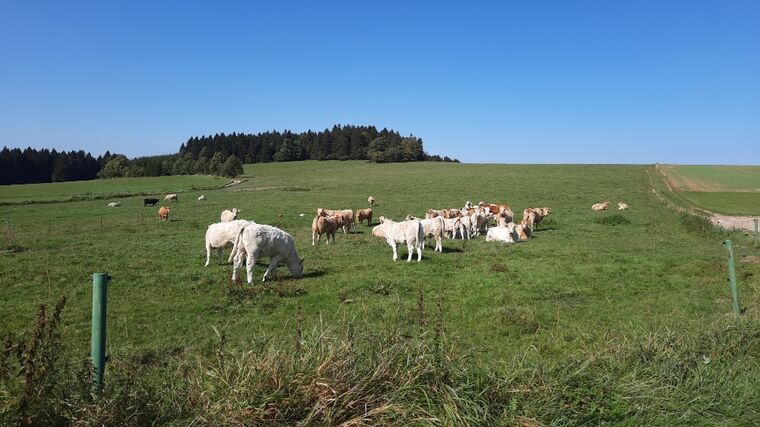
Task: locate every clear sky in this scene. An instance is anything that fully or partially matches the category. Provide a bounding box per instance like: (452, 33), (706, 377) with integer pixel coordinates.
(1, 1), (758, 164)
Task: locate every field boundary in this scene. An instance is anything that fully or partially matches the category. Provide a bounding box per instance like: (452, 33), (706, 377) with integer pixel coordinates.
(0, 178), (240, 206)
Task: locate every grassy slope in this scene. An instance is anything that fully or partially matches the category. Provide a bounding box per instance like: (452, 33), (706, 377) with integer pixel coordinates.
(0, 175), (228, 204)
(681, 192), (760, 216)
(2, 161), (755, 370)
(661, 165), (760, 192)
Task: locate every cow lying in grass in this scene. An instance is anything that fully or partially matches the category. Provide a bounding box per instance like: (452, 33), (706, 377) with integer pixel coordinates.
(486, 222), (519, 243)
(592, 201), (610, 211)
(372, 217), (424, 262)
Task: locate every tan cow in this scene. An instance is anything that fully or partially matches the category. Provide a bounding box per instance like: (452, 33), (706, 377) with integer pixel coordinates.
(158, 206), (171, 221)
(355, 208), (373, 226)
(311, 215), (338, 245)
(368, 196), (375, 206)
(617, 202), (629, 210)
(164, 194), (178, 202)
(522, 207), (551, 230)
(592, 201), (610, 211)
(317, 208), (354, 233)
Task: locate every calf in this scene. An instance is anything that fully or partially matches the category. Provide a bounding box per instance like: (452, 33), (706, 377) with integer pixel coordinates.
(221, 208), (241, 222)
(317, 208), (354, 233)
(617, 202), (629, 210)
(164, 194), (178, 202)
(368, 196), (375, 206)
(204, 220), (252, 266)
(158, 206), (171, 221)
(592, 201), (610, 211)
(230, 224), (305, 283)
(372, 218), (424, 262)
(311, 215), (338, 246)
(355, 208), (373, 226)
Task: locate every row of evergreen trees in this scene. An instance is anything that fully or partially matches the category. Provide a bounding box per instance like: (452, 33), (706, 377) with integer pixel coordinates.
(1, 125), (457, 185)
(179, 125), (459, 164)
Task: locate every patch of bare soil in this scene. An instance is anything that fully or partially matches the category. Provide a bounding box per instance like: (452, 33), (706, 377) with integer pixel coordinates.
(711, 214), (758, 232)
(741, 255), (760, 264)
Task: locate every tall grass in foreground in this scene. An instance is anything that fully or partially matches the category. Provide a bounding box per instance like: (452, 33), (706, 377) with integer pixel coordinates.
(1, 299), (759, 425)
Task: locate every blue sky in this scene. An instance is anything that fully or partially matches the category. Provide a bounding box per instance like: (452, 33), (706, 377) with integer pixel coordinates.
(1, 1), (758, 164)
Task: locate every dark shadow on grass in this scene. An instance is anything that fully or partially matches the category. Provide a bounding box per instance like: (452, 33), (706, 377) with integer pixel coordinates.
(301, 269), (327, 279)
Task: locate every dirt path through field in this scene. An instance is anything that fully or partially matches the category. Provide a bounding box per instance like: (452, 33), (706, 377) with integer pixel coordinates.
(650, 166), (758, 232)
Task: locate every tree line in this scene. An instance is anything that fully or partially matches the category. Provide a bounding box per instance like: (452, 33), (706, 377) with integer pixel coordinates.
(1, 125), (457, 185)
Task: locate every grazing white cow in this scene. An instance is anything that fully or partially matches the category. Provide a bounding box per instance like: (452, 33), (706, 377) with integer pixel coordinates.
(372, 218), (424, 262)
(486, 222), (519, 243)
(204, 219), (253, 267)
(107, 202), (121, 208)
(198, 195), (207, 201)
(220, 208), (241, 222)
(230, 224), (304, 283)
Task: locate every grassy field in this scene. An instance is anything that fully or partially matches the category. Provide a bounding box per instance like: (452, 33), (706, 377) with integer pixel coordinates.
(0, 174), (228, 204)
(2, 161), (759, 424)
(658, 164), (760, 215)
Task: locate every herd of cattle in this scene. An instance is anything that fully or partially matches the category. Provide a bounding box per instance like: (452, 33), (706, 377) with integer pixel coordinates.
(105, 193), (627, 284)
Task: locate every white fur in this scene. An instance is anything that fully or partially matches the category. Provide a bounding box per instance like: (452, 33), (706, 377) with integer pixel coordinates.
(485, 222), (519, 243)
(220, 208), (240, 222)
(107, 202), (121, 208)
(372, 218), (424, 262)
(230, 224), (304, 283)
(204, 219), (253, 267)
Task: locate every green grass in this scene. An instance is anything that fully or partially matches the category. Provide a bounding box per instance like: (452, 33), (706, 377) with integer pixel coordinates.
(681, 191), (760, 216)
(661, 165), (760, 192)
(0, 174), (229, 204)
(1, 160), (759, 424)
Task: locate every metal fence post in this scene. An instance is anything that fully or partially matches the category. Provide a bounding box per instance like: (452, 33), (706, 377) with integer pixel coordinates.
(722, 240), (741, 315)
(91, 273), (110, 392)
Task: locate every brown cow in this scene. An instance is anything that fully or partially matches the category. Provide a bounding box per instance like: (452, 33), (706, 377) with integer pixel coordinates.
(158, 206), (171, 221)
(355, 208), (373, 226)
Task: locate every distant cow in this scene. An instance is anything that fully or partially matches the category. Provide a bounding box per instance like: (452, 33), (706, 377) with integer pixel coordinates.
(164, 194), (178, 202)
(368, 196), (375, 206)
(144, 198), (159, 206)
(355, 208), (373, 226)
(107, 202), (121, 208)
(592, 201), (610, 211)
(158, 206), (172, 221)
(198, 195), (207, 201)
(617, 202), (629, 210)
(221, 208), (241, 222)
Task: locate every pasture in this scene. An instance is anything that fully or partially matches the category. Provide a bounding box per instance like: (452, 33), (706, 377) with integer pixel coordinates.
(659, 164), (760, 215)
(0, 174), (228, 204)
(2, 161), (759, 424)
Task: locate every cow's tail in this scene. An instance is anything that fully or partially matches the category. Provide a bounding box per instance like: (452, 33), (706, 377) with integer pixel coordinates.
(228, 227), (246, 263)
(417, 222), (425, 250)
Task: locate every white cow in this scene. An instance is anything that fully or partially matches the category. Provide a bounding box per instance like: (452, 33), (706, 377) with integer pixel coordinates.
(107, 202), (121, 208)
(204, 219), (253, 267)
(442, 217), (463, 240)
(198, 195), (207, 201)
(485, 222), (519, 243)
(220, 208), (241, 222)
(407, 215), (446, 253)
(372, 218), (424, 262)
(230, 224), (304, 283)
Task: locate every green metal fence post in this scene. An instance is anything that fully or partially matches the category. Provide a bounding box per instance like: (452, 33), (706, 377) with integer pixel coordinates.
(91, 273), (110, 392)
(722, 241), (740, 315)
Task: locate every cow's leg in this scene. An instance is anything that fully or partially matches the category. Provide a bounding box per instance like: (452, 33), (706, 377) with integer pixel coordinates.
(416, 243), (422, 261)
(388, 241), (398, 261)
(246, 252), (259, 285)
(406, 242), (414, 262)
(312, 230), (317, 246)
(436, 236), (442, 252)
(263, 255), (282, 281)
(205, 243), (212, 267)
(217, 248), (223, 264)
